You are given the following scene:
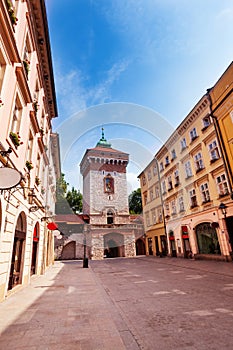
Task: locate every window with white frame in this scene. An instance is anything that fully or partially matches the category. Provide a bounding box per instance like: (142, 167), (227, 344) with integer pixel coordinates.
(151, 209), (156, 224)
(153, 164), (157, 176)
(148, 169), (152, 180)
(194, 152), (204, 172)
(158, 208), (163, 222)
(174, 169), (179, 185)
(200, 183), (210, 203)
(146, 212), (150, 227)
(155, 185), (160, 198)
(167, 175), (173, 190)
(10, 95), (22, 134)
(171, 200), (177, 215)
(162, 180), (166, 194)
(160, 162), (164, 171)
(143, 192), (148, 205)
(181, 138), (187, 150)
(171, 149), (176, 160)
(185, 160), (192, 178)
(0, 51), (6, 94)
(209, 140), (220, 162)
(165, 203), (170, 217)
(150, 188), (154, 201)
(26, 131), (33, 163)
(190, 127), (198, 141)
(165, 156), (170, 166)
(190, 189), (197, 208)
(179, 196), (185, 212)
(142, 175), (146, 186)
(216, 174), (229, 197)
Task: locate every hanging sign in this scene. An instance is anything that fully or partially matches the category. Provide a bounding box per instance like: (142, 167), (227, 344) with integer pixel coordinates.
(0, 167), (22, 190)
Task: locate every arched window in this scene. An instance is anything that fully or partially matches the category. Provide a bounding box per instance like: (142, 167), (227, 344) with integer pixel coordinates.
(107, 210), (114, 225)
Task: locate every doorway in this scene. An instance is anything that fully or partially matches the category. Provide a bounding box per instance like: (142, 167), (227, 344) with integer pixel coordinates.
(104, 232), (124, 258)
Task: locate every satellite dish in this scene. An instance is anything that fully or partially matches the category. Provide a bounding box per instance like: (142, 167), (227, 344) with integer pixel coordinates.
(0, 167), (22, 190)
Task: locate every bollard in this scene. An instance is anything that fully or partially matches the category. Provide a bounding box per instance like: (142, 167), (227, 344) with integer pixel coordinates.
(83, 257), (88, 268)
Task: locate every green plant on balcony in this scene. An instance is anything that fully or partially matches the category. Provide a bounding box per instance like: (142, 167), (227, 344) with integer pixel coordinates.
(35, 176), (41, 186)
(0, 98), (3, 107)
(26, 160), (33, 171)
(40, 127), (44, 136)
(9, 131), (23, 147)
(23, 59), (30, 78)
(41, 187), (45, 195)
(33, 100), (39, 113)
(6, 0), (18, 25)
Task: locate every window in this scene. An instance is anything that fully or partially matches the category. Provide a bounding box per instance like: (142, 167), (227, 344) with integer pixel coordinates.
(190, 189), (197, 208)
(142, 175), (146, 186)
(190, 127), (198, 141)
(151, 209), (156, 224)
(165, 203), (170, 217)
(167, 175), (173, 191)
(171, 149), (176, 160)
(174, 170), (179, 186)
(202, 115), (211, 129)
(143, 192), (148, 205)
(165, 156), (170, 167)
(216, 174), (229, 197)
(185, 161), (192, 178)
(179, 197), (185, 212)
(148, 169), (152, 180)
(200, 183), (210, 203)
(26, 131), (34, 164)
(153, 165), (157, 176)
(171, 200), (177, 215)
(158, 208), (163, 223)
(0, 50), (6, 93)
(10, 95), (22, 134)
(194, 152), (204, 172)
(155, 185), (160, 198)
(209, 140), (220, 162)
(107, 210), (114, 224)
(150, 188), (154, 201)
(160, 162), (164, 171)
(162, 180), (166, 194)
(181, 138), (187, 150)
(146, 212), (150, 227)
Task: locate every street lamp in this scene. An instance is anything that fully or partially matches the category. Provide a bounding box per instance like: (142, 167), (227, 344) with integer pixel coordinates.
(219, 202), (227, 218)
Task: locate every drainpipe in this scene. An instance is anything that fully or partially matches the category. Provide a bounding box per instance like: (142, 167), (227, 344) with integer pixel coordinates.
(206, 89), (233, 199)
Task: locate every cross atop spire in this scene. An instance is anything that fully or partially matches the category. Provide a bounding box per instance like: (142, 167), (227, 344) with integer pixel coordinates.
(96, 127), (112, 148)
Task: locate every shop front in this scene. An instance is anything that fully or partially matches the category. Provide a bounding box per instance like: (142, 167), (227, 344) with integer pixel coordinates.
(195, 222), (220, 255)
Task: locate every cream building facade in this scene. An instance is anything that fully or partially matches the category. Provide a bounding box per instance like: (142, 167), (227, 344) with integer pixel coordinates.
(0, 0), (60, 301)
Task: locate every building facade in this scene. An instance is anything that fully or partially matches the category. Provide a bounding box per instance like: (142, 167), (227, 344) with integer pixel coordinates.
(0, 0), (60, 301)
(139, 64), (233, 261)
(80, 130), (144, 260)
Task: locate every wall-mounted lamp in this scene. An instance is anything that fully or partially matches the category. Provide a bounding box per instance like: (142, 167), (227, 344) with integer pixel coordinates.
(219, 202), (227, 218)
(0, 147), (12, 157)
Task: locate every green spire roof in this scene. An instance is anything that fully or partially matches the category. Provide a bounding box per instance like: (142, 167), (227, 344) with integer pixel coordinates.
(96, 128), (112, 148)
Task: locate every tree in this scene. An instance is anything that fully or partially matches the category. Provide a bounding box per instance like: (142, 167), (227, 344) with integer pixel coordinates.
(128, 188), (142, 214)
(66, 187), (83, 213)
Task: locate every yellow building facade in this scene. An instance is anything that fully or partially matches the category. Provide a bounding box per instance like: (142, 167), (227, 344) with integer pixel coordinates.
(139, 63), (233, 261)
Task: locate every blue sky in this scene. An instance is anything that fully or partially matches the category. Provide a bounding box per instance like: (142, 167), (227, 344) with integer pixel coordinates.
(46, 0), (233, 193)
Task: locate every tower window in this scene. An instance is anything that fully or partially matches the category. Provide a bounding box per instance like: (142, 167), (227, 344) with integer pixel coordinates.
(107, 210), (114, 224)
(104, 174), (114, 193)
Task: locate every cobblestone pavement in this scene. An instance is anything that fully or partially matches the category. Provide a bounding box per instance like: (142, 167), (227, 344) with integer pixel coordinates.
(0, 257), (233, 349)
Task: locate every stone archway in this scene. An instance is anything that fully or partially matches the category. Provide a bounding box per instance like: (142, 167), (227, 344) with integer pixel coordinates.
(104, 232), (125, 258)
(8, 212), (27, 290)
(61, 241), (76, 260)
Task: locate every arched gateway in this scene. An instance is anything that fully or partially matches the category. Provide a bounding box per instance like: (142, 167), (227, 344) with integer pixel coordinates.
(104, 232), (125, 258)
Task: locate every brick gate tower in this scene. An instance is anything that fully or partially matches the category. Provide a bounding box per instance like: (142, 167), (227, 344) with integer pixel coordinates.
(80, 129), (143, 259)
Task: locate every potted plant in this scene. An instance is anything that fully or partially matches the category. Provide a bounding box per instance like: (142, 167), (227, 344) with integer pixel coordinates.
(41, 187), (45, 195)
(6, 1), (18, 25)
(10, 131), (23, 147)
(40, 127), (44, 136)
(23, 59), (30, 77)
(33, 100), (39, 113)
(35, 176), (41, 186)
(0, 98), (3, 107)
(26, 160), (33, 171)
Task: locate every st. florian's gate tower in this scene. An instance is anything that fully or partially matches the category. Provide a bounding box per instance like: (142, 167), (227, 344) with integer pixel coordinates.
(80, 129), (144, 259)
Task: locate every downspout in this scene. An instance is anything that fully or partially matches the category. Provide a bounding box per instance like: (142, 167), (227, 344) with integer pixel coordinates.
(206, 89), (233, 199)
